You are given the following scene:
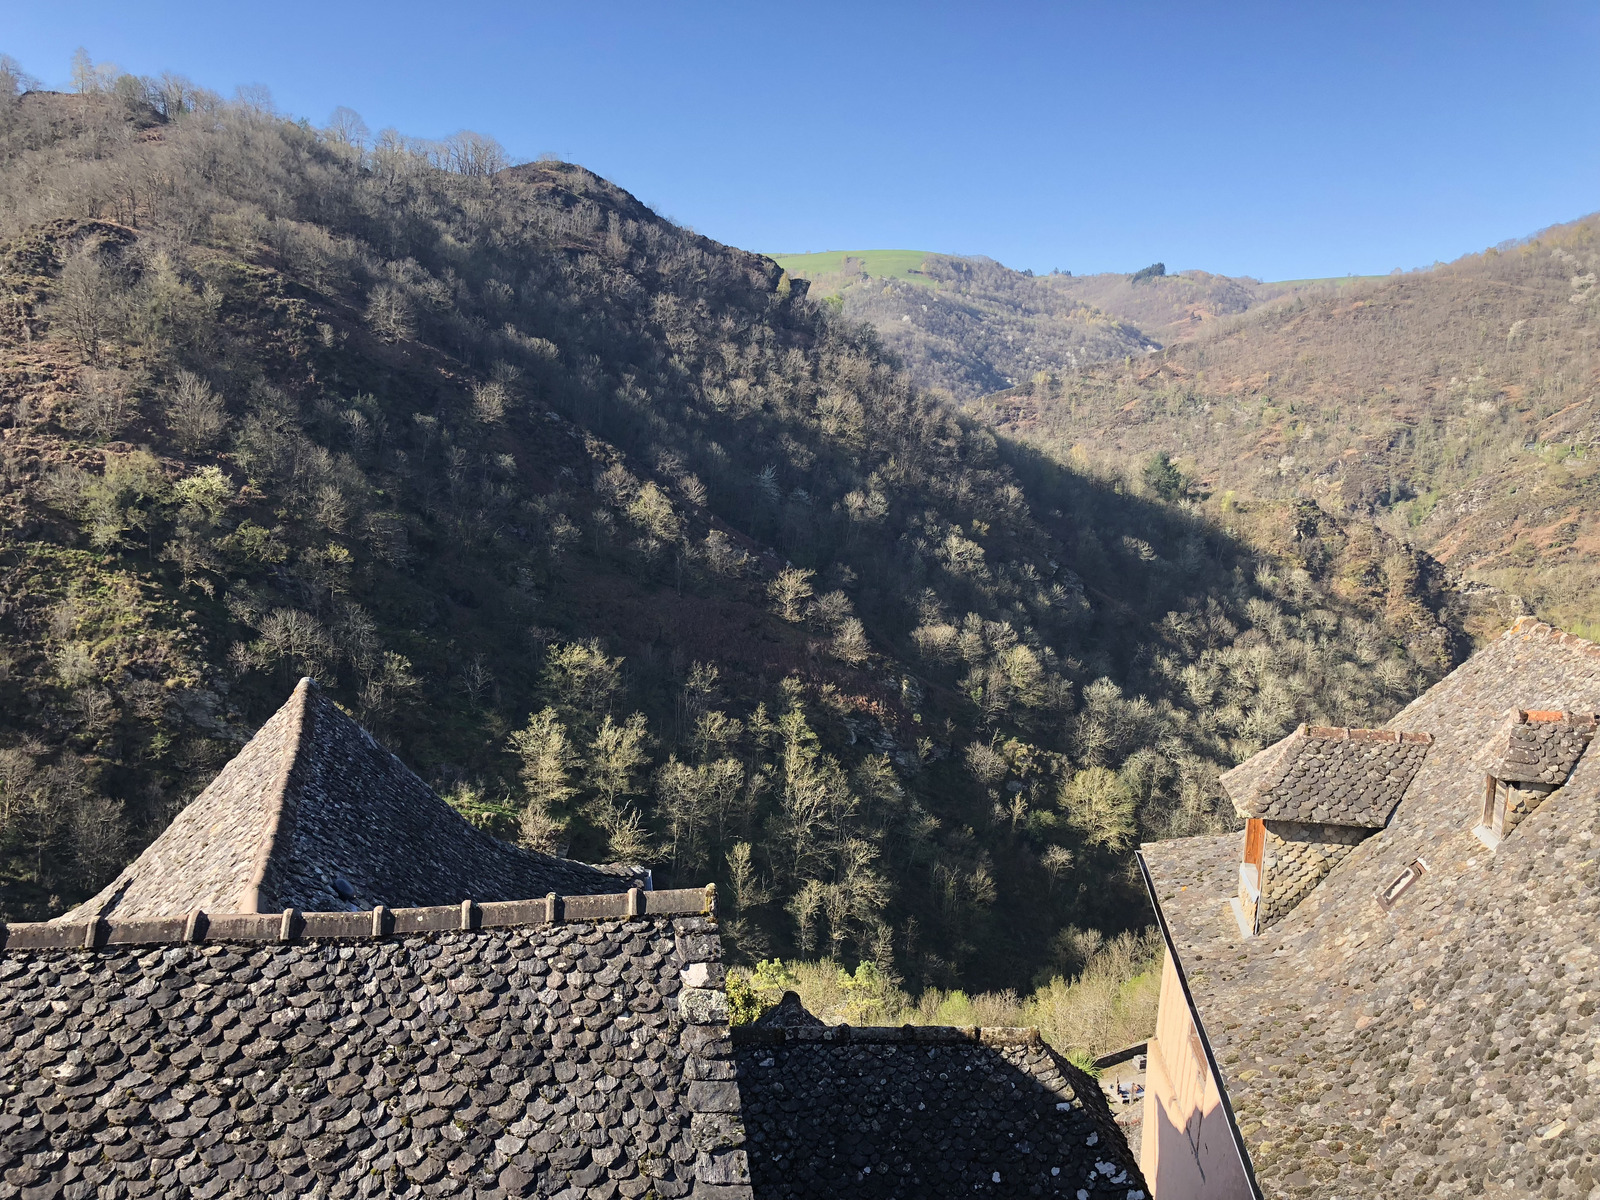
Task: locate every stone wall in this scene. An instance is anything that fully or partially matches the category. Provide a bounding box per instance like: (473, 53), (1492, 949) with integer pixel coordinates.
(1499, 780), (1557, 836)
(1259, 821), (1371, 927)
(732, 1025), (1146, 1199)
(0, 891), (750, 1200)
(1237, 863), (1260, 934)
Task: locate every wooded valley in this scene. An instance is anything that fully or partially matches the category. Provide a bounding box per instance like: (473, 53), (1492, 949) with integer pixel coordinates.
(0, 55), (1491, 1000)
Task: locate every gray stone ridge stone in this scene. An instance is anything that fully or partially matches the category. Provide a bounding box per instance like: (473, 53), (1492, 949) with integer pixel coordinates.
(1486, 708), (1596, 786)
(1139, 617), (1600, 1198)
(60, 679), (640, 924)
(1221, 723), (1433, 827)
(733, 1023), (1146, 1199)
(0, 910), (750, 1200)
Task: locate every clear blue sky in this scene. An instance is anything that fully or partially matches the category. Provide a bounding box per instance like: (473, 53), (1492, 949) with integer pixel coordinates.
(6, 2), (1597, 280)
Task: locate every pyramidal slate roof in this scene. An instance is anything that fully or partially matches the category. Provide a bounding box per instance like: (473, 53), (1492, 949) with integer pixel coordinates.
(1219, 723), (1433, 827)
(61, 678), (636, 922)
(1141, 617), (1600, 1198)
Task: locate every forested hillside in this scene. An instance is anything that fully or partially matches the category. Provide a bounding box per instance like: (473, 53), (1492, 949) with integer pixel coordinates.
(974, 215), (1600, 633)
(0, 55), (1470, 992)
(775, 250), (1304, 398)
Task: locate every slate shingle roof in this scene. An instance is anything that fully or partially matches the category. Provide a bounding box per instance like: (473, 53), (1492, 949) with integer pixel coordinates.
(1220, 724), (1433, 827)
(1484, 708), (1597, 786)
(0, 895), (747, 1200)
(1141, 617), (1600, 1199)
(734, 1023), (1145, 1199)
(61, 679), (636, 923)
(1, 679), (1145, 1200)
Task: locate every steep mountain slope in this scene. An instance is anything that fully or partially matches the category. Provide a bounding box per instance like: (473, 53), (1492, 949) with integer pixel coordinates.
(0, 68), (1472, 991)
(973, 214), (1600, 631)
(774, 250), (1304, 398)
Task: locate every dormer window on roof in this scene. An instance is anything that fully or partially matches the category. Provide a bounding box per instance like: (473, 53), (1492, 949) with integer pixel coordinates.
(1473, 709), (1596, 851)
(1221, 724), (1433, 934)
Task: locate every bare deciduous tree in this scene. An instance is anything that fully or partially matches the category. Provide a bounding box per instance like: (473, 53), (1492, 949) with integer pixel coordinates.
(72, 368), (136, 440)
(50, 246), (118, 359)
(365, 284), (415, 342)
(444, 131), (509, 177)
(767, 567), (815, 622)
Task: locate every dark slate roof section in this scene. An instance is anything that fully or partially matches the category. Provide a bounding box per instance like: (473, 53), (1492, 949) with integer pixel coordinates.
(1220, 724), (1433, 827)
(0, 908), (750, 1200)
(61, 679), (637, 922)
(1486, 708), (1597, 785)
(1142, 617), (1600, 1198)
(733, 1024), (1146, 1199)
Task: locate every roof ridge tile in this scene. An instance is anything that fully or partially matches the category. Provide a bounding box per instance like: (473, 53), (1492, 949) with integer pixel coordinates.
(7, 886), (716, 952)
(241, 676), (317, 913)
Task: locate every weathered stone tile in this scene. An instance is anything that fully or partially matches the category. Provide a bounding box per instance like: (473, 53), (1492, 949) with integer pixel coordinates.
(1144, 617), (1600, 1197)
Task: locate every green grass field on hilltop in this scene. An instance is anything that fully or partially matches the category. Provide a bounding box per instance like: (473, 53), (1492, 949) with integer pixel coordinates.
(773, 249), (1390, 292)
(771, 249), (940, 289)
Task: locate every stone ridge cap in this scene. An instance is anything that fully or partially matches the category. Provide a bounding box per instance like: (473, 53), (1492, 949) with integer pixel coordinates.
(0, 884), (717, 954)
(1300, 724), (1433, 744)
(242, 676), (317, 913)
(732, 1024), (1043, 1047)
(1509, 708), (1598, 724)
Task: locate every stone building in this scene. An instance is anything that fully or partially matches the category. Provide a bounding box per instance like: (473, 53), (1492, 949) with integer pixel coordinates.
(0, 680), (1145, 1199)
(1137, 617), (1600, 1198)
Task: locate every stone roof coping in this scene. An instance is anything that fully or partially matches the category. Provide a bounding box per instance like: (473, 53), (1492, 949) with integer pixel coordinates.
(2, 884), (715, 953)
(1299, 724), (1435, 745)
(732, 1023), (1042, 1047)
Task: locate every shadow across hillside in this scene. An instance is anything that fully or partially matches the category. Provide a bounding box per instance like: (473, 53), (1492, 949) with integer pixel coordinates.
(0, 73), (1471, 996)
